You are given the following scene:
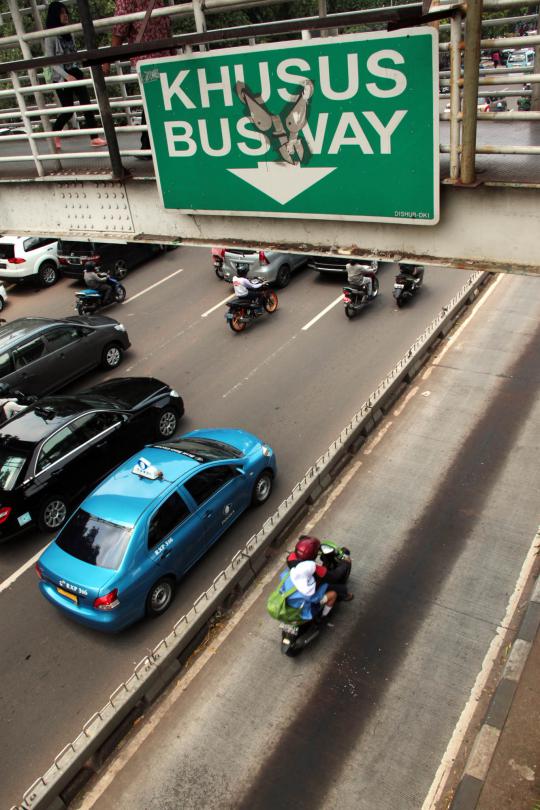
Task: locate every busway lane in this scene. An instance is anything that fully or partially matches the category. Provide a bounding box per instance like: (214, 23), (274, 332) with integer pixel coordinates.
(0, 258), (473, 806)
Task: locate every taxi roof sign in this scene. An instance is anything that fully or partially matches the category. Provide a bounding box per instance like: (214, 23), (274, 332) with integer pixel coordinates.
(132, 457), (163, 480)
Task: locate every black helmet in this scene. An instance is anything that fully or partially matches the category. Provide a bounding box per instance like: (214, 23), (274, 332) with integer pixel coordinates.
(235, 265), (248, 278)
(84, 261), (96, 272)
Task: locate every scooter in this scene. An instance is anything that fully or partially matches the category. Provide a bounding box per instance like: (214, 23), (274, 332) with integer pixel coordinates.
(343, 278), (379, 319)
(393, 265), (425, 308)
(280, 542), (352, 657)
(213, 248), (225, 279)
(225, 283), (278, 332)
(75, 274), (126, 316)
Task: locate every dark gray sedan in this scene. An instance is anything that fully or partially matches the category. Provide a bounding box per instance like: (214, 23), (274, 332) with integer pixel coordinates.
(0, 315), (131, 396)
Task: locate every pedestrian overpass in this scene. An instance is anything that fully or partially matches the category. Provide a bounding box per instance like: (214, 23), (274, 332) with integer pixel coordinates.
(0, 0), (539, 273)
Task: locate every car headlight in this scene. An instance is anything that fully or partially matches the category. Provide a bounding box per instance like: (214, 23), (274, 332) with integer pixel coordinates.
(261, 444), (272, 457)
(170, 390), (180, 398)
(114, 324), (126, 332)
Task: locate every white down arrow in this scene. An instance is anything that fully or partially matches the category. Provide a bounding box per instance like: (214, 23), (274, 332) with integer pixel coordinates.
(228, 161), (337, 205)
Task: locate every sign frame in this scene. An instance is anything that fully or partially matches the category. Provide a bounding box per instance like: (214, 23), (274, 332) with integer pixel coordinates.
(138, 29), (440, 225)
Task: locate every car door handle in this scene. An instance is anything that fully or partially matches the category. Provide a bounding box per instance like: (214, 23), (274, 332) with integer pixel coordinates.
(160, 550), (171, 560)
(204, 510), (213, 519)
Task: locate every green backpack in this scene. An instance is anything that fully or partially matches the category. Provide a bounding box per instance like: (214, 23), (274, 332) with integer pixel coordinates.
(267, 582), (303, 624)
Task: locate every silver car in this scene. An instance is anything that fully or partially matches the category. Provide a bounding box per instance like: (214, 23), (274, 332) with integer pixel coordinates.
(220, 248), (308, 288)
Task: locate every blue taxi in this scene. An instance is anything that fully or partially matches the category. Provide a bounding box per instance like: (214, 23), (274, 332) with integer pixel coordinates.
(36, 428), (276, 631)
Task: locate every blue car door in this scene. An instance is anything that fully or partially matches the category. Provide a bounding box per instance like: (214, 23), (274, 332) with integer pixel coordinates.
(146, 490), (205, 579)
(181, 465), (247, 550)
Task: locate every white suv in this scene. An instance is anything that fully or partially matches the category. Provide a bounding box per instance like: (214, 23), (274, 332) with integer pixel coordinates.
(0, 236), (59, 287)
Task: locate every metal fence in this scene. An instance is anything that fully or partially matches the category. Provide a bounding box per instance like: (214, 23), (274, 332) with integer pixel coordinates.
(0, 0), (538, 183)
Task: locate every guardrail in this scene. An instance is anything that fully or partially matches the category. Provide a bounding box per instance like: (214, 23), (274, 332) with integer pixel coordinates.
(10, 269), (491, 810)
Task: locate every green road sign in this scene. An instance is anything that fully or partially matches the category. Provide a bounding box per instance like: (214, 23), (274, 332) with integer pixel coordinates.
(138, 30), (440, 225)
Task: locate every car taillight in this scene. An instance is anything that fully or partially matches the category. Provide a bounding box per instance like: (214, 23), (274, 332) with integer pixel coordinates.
(35, 562), (43, 579)
(218, 248), (225, 258)
(0, 506), (12, 524)
(93, 589), (120, 610)
(7, 258), (25, 264)
(259, 251), (269, 265)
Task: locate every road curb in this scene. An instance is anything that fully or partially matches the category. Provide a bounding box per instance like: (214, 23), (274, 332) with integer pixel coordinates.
(12, 271), (490, 810)
(448, 573), (540, 810)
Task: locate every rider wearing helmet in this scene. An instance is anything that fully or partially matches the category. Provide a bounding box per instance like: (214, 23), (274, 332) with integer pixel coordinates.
(398, 263), (425, 286)
(83, 261), (113, 305)
(232, 264), (264, 305)
(346, 262), (378, 299)
(287, 535), (353, 601)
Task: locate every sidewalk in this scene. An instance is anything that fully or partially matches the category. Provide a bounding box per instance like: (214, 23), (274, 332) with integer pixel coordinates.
(448, 571), (540, 810)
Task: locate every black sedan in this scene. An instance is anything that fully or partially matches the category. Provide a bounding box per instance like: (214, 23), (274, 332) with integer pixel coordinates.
(0, 377), (184, 541)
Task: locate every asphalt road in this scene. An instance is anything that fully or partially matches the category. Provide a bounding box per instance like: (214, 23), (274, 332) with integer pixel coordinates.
(0, 249), (472, 806)
(70, 272), (540, 810)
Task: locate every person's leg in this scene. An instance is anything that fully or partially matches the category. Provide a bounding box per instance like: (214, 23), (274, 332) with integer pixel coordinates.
(53, 85), (75, 133)
(72, 74), (106, 146)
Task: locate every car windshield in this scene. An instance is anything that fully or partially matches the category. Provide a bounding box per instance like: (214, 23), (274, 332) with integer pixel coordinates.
(0, 448), (30, 490)
(154, 437), (243, 462)
(56, 509), (132, 570)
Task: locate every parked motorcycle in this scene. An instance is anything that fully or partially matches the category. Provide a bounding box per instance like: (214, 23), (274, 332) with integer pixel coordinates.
(342, 278), (379, 319)
(0, 384), (37, 425)
(280, 542), (352, 657)
(393, 264), (425, 308)
(225, 283), (278, 332)
(75, 274), (126, 316)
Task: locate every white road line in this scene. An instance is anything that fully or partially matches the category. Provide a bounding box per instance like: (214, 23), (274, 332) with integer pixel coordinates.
(422, 526), (540, 810)
(422, 273), (505, 379)
(74, 455), (365, 810)
(363, 420), (393, 455)
(201, 293), (234, 318)
(302, 294), (343, 331)
(393, 386), (419, 417)
(0, 543), (50, 594)
(127, 269), (183, 303)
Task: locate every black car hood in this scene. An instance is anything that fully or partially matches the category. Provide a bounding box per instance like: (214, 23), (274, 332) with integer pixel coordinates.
(82, 377), (169, 409)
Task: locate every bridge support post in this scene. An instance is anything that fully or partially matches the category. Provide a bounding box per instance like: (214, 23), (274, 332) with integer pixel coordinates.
(461, 0), (483, 184)
(76, 0), (128, 181)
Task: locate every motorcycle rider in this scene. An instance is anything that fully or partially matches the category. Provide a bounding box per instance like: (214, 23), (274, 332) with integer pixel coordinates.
(83, 261), (113, 306)
(232, 265), (264, 308)
(398, 263), (424, 286)
(286, 536), (353, 601)
(279, 560), (338, 621)
(346, 262), (377, 299)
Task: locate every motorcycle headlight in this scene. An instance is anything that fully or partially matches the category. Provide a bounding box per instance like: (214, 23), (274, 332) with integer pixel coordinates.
(114, 324), (126, 332)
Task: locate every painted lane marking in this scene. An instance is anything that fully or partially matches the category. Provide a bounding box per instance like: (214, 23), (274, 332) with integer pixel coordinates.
(201, 293), (235, 318)
(127, 269), (184, 303)
(422, 273), (505, 380)
(422, 525), (540, 810)
(0, 543), (50, 594)
(393, 386), (419, 417)
(363, 420), (393, 455)
(302, 295), (343, 331)
(222, 334), (297, 399)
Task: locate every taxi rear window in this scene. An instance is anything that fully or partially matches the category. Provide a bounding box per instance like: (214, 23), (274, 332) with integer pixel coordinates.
(155, 437), (242, 462)
(57, 509), (131, 570)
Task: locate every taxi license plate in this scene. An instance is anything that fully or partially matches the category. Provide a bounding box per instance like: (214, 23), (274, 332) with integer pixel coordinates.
(57, 587), (78, 604)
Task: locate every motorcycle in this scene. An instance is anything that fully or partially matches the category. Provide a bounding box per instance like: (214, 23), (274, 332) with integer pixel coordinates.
(75, 273), (126, 316)
(225, 283), (278, 332)
(213, 248), (225, 279)
(393, 265), (425, 308)
(342, 277), (379, 319)
(280, 542), (352, 657)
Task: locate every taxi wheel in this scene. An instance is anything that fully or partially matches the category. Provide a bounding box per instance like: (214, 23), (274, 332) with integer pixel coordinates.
(37, 495), (68, 532)
(251, 470), (273, 506)
(146, 577), (176, 618)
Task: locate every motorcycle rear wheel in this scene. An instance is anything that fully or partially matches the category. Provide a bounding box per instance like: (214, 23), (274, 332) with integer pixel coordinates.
(76, 301), (90, 316)
(264, 292), (279, 313)
(229, 311), (247, 332)
(114, 285), (127, 304)
(344, 304), (356, 319)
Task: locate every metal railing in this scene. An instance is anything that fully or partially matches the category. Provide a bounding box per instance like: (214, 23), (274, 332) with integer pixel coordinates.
(0, 0), (538, 184)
